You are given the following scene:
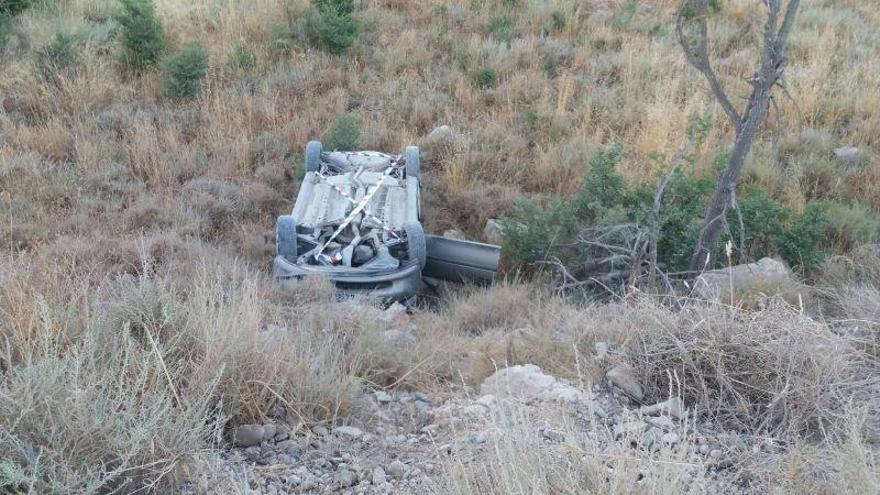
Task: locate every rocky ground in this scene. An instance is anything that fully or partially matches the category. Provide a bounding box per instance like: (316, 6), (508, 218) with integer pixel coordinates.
(177, 303), (764, 494)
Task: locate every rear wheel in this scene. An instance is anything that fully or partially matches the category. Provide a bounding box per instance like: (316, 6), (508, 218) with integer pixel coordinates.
(305, 140), (322, 172)
(403, 221), (426, 269)
(276, 215), (298, 259)
(405, 145), (420, 179)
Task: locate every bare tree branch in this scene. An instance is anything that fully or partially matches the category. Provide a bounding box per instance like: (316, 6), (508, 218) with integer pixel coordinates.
(676, 0), (742, 129)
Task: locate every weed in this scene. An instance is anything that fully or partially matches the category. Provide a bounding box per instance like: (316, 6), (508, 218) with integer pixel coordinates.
(471, 66), (497, 89)
(160, 42), (209, 100)
(114, 0), (165, 70)
(323, 114), (361, 151)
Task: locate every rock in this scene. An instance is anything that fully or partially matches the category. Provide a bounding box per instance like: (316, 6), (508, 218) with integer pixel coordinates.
(312, 425), (329, 436)
(475, 394), (496, 408)
(232, 424), (265, 447)
(647, 415), (675, 431)
(262, 424), (277, 440)
(480, 364), (592, 404)
(372, 466), (387, 485)
(541, 428), (565, 443)
(594, 342), (609, 360)
(613, 420), (645, 439)
(833, 146), (860, 158)
(380, 302), (408, 324)
(442, 229), (466, 240)
(386, 460), (407, 479)
(384, 434), (407, 446)
(483, 219), (503, 245)
(276, 439), (303, 455)
(605, 364), (644, 401)
(335, 469), (358, 488)
(333, 425), (364, 440)
(693, 257), (795, 301)
(374, 391), (393, 404)
(640, 397), (686, 420)
(419, 125), (458, 164)
(662, 432), (680, 445)
(382, 329), (416, 345)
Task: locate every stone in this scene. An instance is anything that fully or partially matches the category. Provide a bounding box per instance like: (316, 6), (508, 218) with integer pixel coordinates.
(312, 425), (329, 436)
(640, 397), (686, 420)
(333, 426), (364, 440)
(276, 439), (303, 455)
(442, 229), (466, 240)
(374, 390), (393, 403)
(386, 460), (407, 478)
(606, 364), (644, 401)
(541, 429), (565, 443)
(380, 302), (408, 324)
(372, 466), (387, 485)
(353, 244), (374, 264)
(662, 432), (680, 445)
(833, 146), (860, 158)
(594, 341), (609, 360)
(483, 219), (503, 245)
(262, 424), (277, 440)
(480, 364), (591, 404)
(335, 469), (358, 488)
(475, 394), (496, 408)
(419, 125), (458, 164)
(232, 424), (265, 447)
(647, 415), (675, 431)
(693, 257), (795, 301)
(382, 329), (416, 345)
(613, 420), (645, 439)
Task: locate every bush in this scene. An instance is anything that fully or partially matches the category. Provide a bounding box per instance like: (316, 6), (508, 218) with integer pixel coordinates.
(34, 32), (78, 79)
(323, 114), (361, 151)
(471, 66), (497, 89)
(114, 0), (165, 70)
(226, 43), (255, 72)
(502, 145), (850, 288)
(0, 0), (32, 17)
(308, 0), (357, 55)
(160, 42), (208, 99)
(487, 15), (515, 43)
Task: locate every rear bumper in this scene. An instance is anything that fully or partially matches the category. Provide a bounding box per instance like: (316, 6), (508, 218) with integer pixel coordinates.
(273, 256), (422, 301)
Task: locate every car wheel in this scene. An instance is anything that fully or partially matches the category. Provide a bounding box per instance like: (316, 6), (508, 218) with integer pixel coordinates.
(403, 221), (426, 270)
(276, 215), (298, 259)
(305, 140), (323, 173)
(405, 145), (420, 180)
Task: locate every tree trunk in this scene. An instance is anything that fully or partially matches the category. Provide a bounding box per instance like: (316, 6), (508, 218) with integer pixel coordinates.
(689, 81), (773, 272)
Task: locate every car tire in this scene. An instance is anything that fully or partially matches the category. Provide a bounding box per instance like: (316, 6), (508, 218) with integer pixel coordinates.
(405, 145), (420, 179)
(276, 215), (298, 259)
(403, 221), (426, 270)
(305, 140), (323, 173)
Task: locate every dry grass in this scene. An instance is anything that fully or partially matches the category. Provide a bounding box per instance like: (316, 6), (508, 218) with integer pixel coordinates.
(1, 0), (879, 492)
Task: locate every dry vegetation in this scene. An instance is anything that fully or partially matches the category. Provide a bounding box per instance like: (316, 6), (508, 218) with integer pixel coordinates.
(1, 0), (879, 493)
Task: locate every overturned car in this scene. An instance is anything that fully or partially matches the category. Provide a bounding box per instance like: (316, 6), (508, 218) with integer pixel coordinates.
(273, 140), (500, 300)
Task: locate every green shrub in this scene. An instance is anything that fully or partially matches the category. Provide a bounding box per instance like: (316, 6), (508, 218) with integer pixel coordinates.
(160, 42), (209, 99)
(308, 0), (357, 54)
(778, 203), (829, 273)
(542, 56), (559, 78)
(34, 32), (78, 78)
(323, 114), (361, 151)
(0, 0), (32, 17)
(115, 0), (165, 70)
(822, 201), (880, 252)
(550, 10), (566, 31)
(227, 42), (255, 71)
(487, 15), (515, 43)
(501, 145), (847, 284)
(471, 66), (497, 89)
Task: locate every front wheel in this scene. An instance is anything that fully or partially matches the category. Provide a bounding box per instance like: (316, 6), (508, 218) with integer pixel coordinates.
(276, 215), (298, 259)
(305, 140), (322, 173)
(405, 145), (420, 179)
(403, 221), (426, 270)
